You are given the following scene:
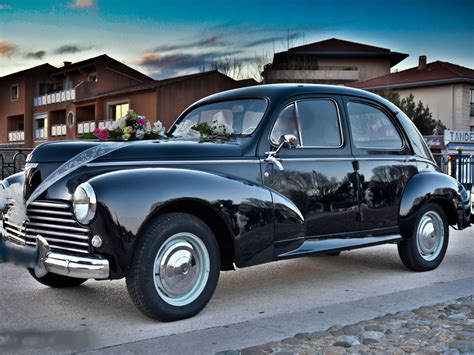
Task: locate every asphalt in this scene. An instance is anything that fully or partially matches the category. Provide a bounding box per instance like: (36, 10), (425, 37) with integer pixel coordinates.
(0, 227), (472, 353)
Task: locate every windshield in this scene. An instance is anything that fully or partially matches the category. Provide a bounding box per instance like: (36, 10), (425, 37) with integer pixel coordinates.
(171, 99), (268, 137)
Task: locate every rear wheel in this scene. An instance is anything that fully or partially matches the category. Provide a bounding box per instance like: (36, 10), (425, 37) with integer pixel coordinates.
(28, 269), (87, 288)
(126, 213), (220, 321)
(398, 202), (449, 272)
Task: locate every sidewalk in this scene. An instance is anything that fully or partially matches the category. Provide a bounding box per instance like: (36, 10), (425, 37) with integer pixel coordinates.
(78, 276), (474, 354)
(234, 296), (474, 354)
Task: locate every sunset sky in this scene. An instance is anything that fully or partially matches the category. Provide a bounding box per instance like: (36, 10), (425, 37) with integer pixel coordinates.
(0, 0), (473, 79)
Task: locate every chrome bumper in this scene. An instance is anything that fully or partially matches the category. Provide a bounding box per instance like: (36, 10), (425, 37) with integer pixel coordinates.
(2, 235), (110, 280)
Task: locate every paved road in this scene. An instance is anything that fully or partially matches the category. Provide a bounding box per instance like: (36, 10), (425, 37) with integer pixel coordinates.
(0, 228), (472, 353)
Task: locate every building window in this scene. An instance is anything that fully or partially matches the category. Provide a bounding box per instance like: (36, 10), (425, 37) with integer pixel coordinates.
(64, 77), (73, 90)
(34, 113), (48, 140)
(11, 84), (19, 100)
(470, 89), (474, 117)
(470, 126), (474, 132)
(88, 73), (98, 82)
(38, 82), (54, 96)
(108, 101), (130, 120)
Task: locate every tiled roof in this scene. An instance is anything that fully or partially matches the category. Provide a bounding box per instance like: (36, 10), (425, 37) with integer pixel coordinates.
(75, 70), (238, 101)
(274, 38), (408, 67)
(351, 61), (474, 89)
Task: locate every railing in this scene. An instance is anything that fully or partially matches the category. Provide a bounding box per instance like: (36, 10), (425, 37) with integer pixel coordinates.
(34, 128), (48, 140)
(51, 124), (67, 137)
(434, 153), (474, 189)
(0, 148), (33, 180)
(33, 89), (76, 107)
(77, 121), (96, 134)
(8, 131), (25, 142)
(264, 69), (360, 81)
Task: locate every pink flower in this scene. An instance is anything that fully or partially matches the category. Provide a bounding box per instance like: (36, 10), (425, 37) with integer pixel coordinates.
(93, 128), (109, 140)
(137, 118), (147, 127)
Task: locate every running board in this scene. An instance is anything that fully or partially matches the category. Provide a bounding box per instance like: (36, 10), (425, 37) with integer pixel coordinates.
(277, 234), (403, 260)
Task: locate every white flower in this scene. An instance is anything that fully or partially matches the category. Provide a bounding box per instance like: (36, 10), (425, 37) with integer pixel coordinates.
(111, 120), (119, 130)
(136, 128), (146, 139)
(152, 120), (165, 135)
(173, 120), (199, 138)
(118, 117), (127, 129)
(211, 112), (233, 135)
(146, 121), (152, 134)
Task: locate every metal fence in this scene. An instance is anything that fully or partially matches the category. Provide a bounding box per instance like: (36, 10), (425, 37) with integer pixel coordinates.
(434, 153), (474, 190)
(0, 148), (33, 180)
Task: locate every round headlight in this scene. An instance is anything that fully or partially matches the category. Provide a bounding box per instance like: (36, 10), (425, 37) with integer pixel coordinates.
(73, 182), (96, 224)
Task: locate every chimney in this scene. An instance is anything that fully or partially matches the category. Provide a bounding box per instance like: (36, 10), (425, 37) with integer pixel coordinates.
(418, 55), (427, 70)
(63, 61), (72, 67)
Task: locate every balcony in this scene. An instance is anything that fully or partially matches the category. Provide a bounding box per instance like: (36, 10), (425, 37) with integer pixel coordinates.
(77, 121), (96, 135)
(34, 128), (48, 140)
(264, 69), (360, 82)
(51, 124), (67, 137)
(8, 131), (24, 142)
(33, 89), (76, 107)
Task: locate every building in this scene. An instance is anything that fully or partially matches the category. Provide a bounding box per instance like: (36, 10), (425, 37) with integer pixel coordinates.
(352, 56), (474, 132)
(0, 55), (243, 147)
(263, 38), (408, 85)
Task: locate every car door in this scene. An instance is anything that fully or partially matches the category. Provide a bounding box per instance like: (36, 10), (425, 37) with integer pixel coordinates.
(261, 96), (360, 243)
(342, 96), (417, 235)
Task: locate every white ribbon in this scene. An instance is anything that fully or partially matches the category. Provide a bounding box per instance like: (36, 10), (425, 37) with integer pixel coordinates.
(26, 142), (128, 206)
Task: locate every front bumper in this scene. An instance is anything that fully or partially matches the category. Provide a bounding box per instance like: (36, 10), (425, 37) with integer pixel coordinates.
(1, 236), (110, 280)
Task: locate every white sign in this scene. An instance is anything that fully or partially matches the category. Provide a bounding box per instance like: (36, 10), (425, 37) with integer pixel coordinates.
(444, 130), (474, 143)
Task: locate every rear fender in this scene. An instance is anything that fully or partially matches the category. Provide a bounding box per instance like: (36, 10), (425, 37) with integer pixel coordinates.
(399, 171), (470, 238)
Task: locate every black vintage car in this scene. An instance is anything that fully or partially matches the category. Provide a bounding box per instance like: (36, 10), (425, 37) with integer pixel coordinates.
(0, 84), (472, 321)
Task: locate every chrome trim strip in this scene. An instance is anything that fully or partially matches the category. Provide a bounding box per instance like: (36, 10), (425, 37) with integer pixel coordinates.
(25, 240), (90, 254)
(86, 159), (261, 167)
(26, 236), (89, 247)
(27, 221), (89, 233)
(28, 208), (73, 216)
(27, 227), (89, 240)
(28, 215), (76, 224)
(29, 201), (69, 209)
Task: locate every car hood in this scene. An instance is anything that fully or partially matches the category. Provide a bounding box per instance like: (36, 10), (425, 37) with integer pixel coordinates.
(28, 138), (244, 164)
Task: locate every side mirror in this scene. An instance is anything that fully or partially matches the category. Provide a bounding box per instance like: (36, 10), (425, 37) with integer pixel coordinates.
(276, 134), (297, 153)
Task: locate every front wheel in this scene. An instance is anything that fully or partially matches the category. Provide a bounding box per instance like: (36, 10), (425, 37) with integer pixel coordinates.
(126, 213), (220, 321)
(398, 202), (449, 272)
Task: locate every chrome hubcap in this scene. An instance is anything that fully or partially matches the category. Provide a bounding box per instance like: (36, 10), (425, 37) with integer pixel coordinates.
(416, 211), (444, 261)
(153, 232), (210, 306)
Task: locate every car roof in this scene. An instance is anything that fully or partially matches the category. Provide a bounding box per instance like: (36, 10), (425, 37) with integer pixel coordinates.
(194, 83), (386, 106)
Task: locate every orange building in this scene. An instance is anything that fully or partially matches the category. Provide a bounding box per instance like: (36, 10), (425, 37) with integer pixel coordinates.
(0, 55), (244, 147)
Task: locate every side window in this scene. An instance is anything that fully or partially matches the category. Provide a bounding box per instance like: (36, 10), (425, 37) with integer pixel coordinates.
(347, 102), (403, 149)
(270, 104), (299, 146)
(297, 100), (342, 147)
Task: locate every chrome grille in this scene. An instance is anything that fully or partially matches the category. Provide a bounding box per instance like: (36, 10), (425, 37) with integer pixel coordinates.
(3, 201), (91, 254)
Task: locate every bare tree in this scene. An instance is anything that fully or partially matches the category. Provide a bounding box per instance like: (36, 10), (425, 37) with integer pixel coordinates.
(247, 50), (272, 82)
(210, 54), (244, 80)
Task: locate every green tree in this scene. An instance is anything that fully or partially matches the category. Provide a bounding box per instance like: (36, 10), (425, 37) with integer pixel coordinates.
(377, 90), (446, 135)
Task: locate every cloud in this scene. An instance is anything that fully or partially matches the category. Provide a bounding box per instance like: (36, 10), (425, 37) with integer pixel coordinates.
(54, 44), (91, 54)
(243, 32), (303, 48)
(152, 35), (228, 52)
(0, 4), (12, 10)
(138, 50), (242, 79)
(0, 41), (18, 57)
(68, 0), (95, 9)
(25, 50), (46, 59)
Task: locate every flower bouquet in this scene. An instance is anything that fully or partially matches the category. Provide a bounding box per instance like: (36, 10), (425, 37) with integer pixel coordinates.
(81, 110), (166, 141)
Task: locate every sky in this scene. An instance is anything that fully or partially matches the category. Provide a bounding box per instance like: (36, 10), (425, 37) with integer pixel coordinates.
(0, 0), (473, 79)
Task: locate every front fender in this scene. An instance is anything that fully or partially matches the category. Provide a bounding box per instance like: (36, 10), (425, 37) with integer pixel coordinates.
(87, 167), (275, 275)
(399, 171), (470, 238)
